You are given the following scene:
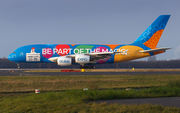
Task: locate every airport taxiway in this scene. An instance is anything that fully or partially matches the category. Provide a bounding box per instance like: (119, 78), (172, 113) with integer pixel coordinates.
(1, 69), (180, 76)
(94, 97), (180, 108)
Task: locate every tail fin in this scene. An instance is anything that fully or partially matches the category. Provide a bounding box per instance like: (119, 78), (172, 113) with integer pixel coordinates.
(133, 15), (170, 49)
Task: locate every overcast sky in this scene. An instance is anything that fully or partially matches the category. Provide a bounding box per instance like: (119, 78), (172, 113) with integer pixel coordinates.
(0, 0), (180, 60)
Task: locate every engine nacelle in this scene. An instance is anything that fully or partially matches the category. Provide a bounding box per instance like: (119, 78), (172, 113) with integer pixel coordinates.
(57, 57), (72, 66)
(75, 54), (90, 64)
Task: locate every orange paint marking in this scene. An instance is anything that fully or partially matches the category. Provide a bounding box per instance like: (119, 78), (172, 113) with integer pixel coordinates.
(153, 51), (164, 55)
(105, 44), (119, 50)
(71, 44), (76, 46)
(143, 30), (164, 49)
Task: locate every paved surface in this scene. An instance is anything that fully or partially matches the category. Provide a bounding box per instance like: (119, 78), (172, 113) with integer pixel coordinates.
(1, 69), (180, 76)
(94, 97), (180, 108)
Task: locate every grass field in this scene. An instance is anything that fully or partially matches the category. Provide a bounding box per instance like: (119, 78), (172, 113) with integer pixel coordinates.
(0, 74), (180, 92)
(1, 87), (180, 112)
(1, 74), (180, 112)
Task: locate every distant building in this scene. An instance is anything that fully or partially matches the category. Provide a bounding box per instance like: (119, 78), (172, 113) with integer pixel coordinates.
(147, 56), (156, 62)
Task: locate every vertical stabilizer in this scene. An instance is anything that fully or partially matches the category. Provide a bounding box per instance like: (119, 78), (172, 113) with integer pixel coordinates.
(133, 15), (170, 49)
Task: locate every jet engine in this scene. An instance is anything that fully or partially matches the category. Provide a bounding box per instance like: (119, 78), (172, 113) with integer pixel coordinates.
(57, 57), (72, 66)
(75, 54), (90, 64)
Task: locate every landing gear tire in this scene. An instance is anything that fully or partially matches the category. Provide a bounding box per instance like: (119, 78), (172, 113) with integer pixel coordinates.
(80, 65), (84, 69)
(89, 65), (96, 69)
(80, 65), (96, 69)
(79, 65), (88, 69)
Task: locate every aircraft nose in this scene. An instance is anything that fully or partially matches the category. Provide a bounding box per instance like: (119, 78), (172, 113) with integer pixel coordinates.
(8, 53), (15, 61)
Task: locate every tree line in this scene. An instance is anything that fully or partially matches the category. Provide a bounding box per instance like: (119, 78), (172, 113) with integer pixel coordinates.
(0, 58), (180, 69)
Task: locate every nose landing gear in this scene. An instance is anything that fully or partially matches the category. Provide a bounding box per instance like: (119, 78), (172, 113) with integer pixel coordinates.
(17, 63), (21, 69)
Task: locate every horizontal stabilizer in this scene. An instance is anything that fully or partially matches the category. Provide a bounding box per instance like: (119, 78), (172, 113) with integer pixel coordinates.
(139, 47), (171, 53)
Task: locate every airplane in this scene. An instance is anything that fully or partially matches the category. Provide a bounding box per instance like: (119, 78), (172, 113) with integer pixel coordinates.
(8, 15), (171, 69)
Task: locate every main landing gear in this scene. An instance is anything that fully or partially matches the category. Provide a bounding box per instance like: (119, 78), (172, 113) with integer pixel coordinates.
(79, 65), (96, 69)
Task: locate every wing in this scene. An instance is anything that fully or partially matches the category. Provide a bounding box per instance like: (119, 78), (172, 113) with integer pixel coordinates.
(48, 51), (121, 63)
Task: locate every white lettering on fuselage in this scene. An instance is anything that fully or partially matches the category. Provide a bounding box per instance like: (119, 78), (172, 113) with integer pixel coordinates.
(42, 48), (52, 55)
(42, 48), (129, 55)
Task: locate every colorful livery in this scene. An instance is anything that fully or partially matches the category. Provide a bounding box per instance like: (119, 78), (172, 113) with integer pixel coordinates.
(8, 15), (171, 68)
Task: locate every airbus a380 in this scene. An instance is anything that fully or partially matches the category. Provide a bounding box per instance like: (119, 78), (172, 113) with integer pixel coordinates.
(8, 15), (171, 69)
